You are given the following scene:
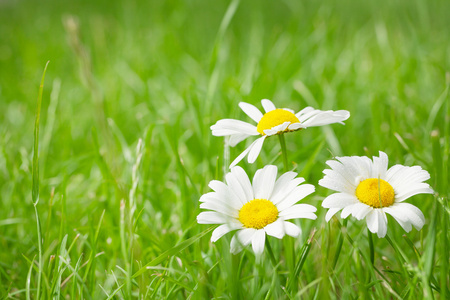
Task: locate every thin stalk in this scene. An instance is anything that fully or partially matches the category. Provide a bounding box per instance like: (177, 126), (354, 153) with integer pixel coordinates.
(265, 239), (278, 267)
(368, 228), (374, 265)
(278, 134), (289, 172)
(32, 61), (49, 300)
(385, 234), (408, 263)
(385, 234), (418, 296)
(332, 218), (348, 269)
(119, 200), (131, 298)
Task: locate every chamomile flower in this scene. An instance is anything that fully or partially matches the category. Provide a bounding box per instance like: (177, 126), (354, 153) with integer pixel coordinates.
(319, 151), (433, 238)
(197, 165), (317, 254)
(211, 99), (350, 168)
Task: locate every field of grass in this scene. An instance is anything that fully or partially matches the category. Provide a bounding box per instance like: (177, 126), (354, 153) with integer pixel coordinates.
(0, 0), (449, 298)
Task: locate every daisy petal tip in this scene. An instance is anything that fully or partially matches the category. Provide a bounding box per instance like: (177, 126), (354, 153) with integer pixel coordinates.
(378, 151), (388, 160)
(425, 187), (434, 194)
(377, 231), (387, 238)
(340, 110), (351, 119)
(230, 248), (241, 255)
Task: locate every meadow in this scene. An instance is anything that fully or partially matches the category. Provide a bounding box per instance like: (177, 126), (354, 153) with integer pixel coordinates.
(0, 0), (449, 298)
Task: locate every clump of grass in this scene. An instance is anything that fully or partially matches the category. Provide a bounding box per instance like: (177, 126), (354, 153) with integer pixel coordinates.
(0, 0), (449, 298)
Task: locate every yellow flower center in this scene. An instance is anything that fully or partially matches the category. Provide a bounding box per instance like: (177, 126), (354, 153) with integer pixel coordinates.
(256, 109), (300, 135)
(239, 199), (278, 229)
(355, 178), (395, 208)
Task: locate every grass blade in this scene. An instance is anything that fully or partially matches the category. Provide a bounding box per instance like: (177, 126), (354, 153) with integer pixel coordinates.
(132, 226), (214, 279)
(287, 229), (316, 292)
(26, 255), (36, 300)
(32, 60), (50, 300)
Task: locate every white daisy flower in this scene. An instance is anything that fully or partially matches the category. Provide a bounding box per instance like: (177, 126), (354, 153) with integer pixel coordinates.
(210, 99), (350, 168)
(319, 151), (434, 238)
(197, 165), (317, 254)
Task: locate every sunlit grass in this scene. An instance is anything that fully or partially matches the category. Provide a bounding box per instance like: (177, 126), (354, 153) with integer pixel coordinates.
(0, 0), (449, 298)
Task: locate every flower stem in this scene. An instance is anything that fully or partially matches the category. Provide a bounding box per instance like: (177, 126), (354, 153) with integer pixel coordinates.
(385, 234), (408, 263)
(367, 228), (374, 265)
(332, 218), (347, 268)
(278, 134), (289, 172)
(265, 238), (278, 267)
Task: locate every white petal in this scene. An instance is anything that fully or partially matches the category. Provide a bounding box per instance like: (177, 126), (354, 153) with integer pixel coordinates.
(282, 108), (295, 114)
(253, 165), (278, 199)
(262, 129), (277, 135)
(208, 179), (230, 195)
(211, 119), (259, 136)
(251, 230), (266, 254)
(208, 180), (241, 209)
(230, 235), (242, 254)
(239, 102), (263, 123)
(197, 211), (227, 224)
(295, 106), (315, 117)
(230, 166), (253, 202)
(261, 99), (276, 112)
(351, 203), (373, 220)
(325, 159), (360, 187)
(301, 110), (350, 127)
(366, 210), (378, 233)
(340, 204), (357, 219)
(325, 207), (341, 222)
(385, 164), (405, 182)
(247, 136), (266, 163)
(281, 212), (317, 221)
(297, 109), (323, 122)
(336, 156), (372, 180)
(199, 191), (221, 203)
(199, 201), (238, 218)
(287, 123), (305, 130)
(284, 222), (301, 237)
(236, 228), (257, 245)
(366, 210), (388, 238)
(226, 171), (248, 206)
(211, 223), (242, 242)
(322, 193), (359, 209)
(387, 165), (433, 202)
(263, 219), (285, 239)
(383, 205), (412, 232)
(322, 169), (357, 191)
(263, 121), (291, 136)
(228, 134), (251, 147)
(276, 184), (315, 211)
(271, 171), (298, 195)
(395, 185), (434, 202)
(318, 175), (354, 194)
(271, 177), (305, 205)
(230, 142), (254, 168)
(388, 166), (430, 194)
(279, 121), (291, 131)
(394, 203), (425, 230)
(371, 151), (389, 179)
(377, 211), (388, 238)
(199, 192), (238, 212)
(279, 204), (317, 220)
(282, 203), (317, 214)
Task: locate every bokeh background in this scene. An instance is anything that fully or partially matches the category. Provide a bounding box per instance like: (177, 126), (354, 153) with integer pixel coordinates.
(0, 0), (449, 298)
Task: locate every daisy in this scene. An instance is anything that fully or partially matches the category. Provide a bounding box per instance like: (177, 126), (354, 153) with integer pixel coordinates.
(197, 165), (317, 254)
(319, 151), (433, 238)
(211, 99), (350, 168)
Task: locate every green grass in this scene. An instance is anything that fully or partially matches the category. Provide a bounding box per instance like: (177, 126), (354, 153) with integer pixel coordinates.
(0, 0), (449, 298)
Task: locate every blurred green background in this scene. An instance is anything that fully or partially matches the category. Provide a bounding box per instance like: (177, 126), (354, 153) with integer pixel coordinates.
(0, 0), (449, 298)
